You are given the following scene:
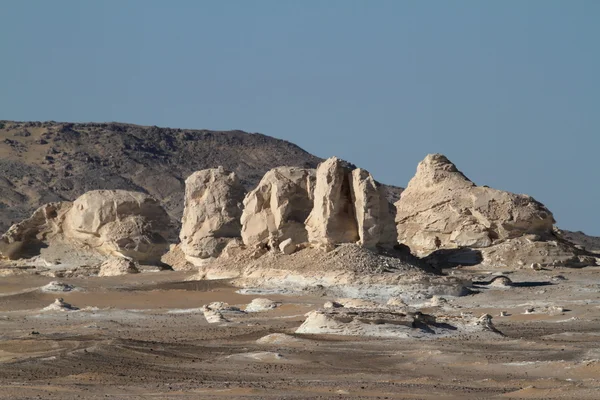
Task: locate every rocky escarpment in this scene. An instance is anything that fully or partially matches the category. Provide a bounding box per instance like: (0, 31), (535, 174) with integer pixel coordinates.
(0, 120), (322, 233)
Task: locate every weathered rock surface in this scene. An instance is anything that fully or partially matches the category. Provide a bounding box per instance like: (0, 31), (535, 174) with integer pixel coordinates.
(0, 202), (71, 259)
(241, 167), (315, 248)
(98, 257), (140, 277)
(480, 236), (599, 268)
(42, 298), (79, 312)
(350, 168), (397, 248)
(395, 154), (555, 255)
(179, 167), (245, 264)
(305, 157), (358, 247)
(296, 308), (502, 338)
(556, 229), (600, 254)
(299, 157), (398, 249)
(194, 243), (468, 301)
(63, 190), (174, 263)
(1, 190), (174, 265)
(278, 238), (296, 255)
(245, 298), (280, 312)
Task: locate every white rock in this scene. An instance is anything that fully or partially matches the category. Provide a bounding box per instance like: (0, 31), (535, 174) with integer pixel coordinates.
(350, 169), (397, 248)
(323, 301), (343, 309)
(245, 298), (280, 312)
(241, 167), (315, 248)
(202, 308), (228, 324)
(40, 281), (77, 293)
(395, 154), (555, 256)
(179, 167), (245, 263)
(98, 257), (139, 277)
(63, 190), (174, 263)
(42, 298), (78, 312)
(386, 297), (407, 308)
(305, 157), (359, 247)
(279, 238), (296, 255)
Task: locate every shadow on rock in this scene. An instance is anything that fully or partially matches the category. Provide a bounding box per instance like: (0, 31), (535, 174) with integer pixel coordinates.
(422, 248), (484, 269)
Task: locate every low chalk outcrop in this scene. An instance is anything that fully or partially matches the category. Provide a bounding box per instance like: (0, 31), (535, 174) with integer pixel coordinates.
(395, 154), (555, 255)
(241, 167), (315, 248)
(296, 307), (502, 338)
(179, 167), (245, 264)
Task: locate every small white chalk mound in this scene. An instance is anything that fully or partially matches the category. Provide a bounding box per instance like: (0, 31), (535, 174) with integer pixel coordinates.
(256, 333), (303, 345)
(40, 281), (77, 293)
(245, 298), (280, 312)
(42, 298), (79, 312)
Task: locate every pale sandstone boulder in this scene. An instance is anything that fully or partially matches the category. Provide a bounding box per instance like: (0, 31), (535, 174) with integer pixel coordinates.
(240, 167), (315, 248)
(179, 167), (245, 264)
(63, 190), (173, 263)
(305, 157), (359, 247)
(395, 154), (555, 255)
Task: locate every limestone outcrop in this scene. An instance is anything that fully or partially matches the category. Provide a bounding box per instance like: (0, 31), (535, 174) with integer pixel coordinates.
(0, 202), (71, 259)
(63, 190), (173, 263)
(98, 257), (139, 277)
(305, 157), (358, 247)
(179, 167), (245, 264)
(240, 167), (315, 248)
(395, 154), (555, 255)
(350, 168), (397, 248)
(1, 190), (174, 264)
(304, 157), (396, 249)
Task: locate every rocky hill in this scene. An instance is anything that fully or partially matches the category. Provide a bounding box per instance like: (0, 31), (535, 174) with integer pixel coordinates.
(0, 120), (325, 232)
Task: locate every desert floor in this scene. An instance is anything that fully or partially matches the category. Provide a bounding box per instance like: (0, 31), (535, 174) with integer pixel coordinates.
(0, 265), (599, 399)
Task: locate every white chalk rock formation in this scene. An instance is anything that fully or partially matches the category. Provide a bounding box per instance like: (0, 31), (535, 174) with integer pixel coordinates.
(278, 238), (296, 255)
(241, 167), (315, 248)
(301, 157), (397, 249)
(296, 308), (502, 338)
(1, 191), (173, 264)
(350, 168), (397, 248)
(0, 202), (71, 260)
(245, 298), (280, 312)
(179, 167), (245, 264)
(305, 157), (359, 247)
(98, 257), (139, 277)
(42, 298), (79, 312)
(395, 154), (555, 255)
(62, 190), (174, 263)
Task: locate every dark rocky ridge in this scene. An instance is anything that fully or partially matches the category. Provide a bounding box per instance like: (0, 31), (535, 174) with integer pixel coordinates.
(0, 120), (325, 232)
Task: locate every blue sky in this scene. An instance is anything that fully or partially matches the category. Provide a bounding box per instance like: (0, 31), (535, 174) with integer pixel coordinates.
(1, 1), (598, 234)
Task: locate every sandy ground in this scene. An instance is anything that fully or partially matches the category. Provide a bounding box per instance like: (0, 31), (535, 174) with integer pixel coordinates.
(0, 266), (599, 399)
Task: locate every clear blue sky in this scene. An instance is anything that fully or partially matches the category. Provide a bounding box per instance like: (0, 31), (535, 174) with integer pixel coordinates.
(1, 1), (598, 234)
